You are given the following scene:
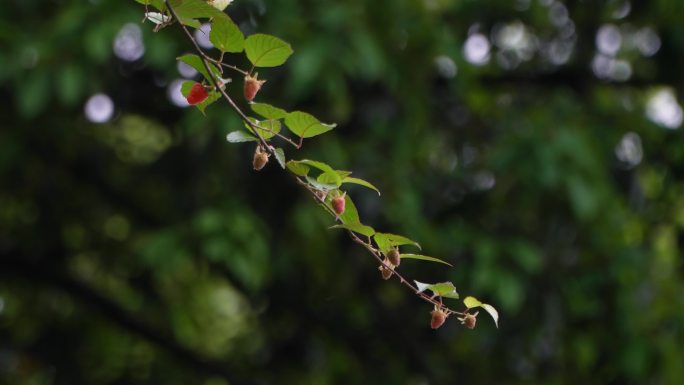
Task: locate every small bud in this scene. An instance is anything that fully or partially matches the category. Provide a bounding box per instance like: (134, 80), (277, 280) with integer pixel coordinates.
(460, 312), (478, 329)
(244, 74), (266, 102)
(253, 147), (269, 170)
(430, 308), (447, 329)
(387, 248), (400, 267)
(186, 83), (209, 105)
(331, 195), (346, 216)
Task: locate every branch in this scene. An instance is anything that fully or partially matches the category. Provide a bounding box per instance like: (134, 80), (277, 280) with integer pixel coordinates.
(163, 0), (468, 322)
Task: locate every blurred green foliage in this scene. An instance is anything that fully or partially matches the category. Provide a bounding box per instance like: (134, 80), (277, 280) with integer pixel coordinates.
(2, 0), (684, 384)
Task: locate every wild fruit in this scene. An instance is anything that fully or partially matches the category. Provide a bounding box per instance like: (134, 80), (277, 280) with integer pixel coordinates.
(253, 147), (269, 170)
(460, 312), (478, 329)
(387, 248), (400, 267)
(379, 265), (392, 280)
(331, 195), (345, 216)
(244, 74), (266, 102)
(186, 83), (209, 105)
(430, 308), (447, 329)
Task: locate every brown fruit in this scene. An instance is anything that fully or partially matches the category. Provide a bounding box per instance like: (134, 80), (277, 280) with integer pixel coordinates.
(387, 248), (400, 267)
(430, 309), (447, 329)
(331, 196), (346, 216)
(253, 151), (269, 170)
(244, 74), (266, 102)
(462, 313), (477, 329)
(380, 266), (392, 280)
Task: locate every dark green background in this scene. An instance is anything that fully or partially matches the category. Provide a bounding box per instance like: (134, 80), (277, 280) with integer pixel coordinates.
(2, 0), (684, 384)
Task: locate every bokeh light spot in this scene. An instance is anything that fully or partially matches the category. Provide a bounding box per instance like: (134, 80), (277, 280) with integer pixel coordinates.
(85, 93), (115, 123)
(464, 33), (491, 66)
(646, 89), (683, 129)
(113, 23), (145, 62)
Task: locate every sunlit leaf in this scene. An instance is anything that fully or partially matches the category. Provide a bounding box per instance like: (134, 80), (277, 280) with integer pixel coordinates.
(144, 12), (171, 24)
(400, 254), (452, 267)
(284, 111), (336, 138)
(414, 281), (459, 299)
(463, 297), (499, 327)
(463, 296), (483, 309)
(245, 34), (293, 67)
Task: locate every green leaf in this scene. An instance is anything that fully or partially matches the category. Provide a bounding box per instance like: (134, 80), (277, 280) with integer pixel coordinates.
(286, 160), (310, 176)
(210, 16), (244, 53)
(330, 223), (375, 237)
(244, 33), (293, 67)
(338, 194), (361, 225)
(284, 111), (336, 138)
(244, 117), (280, 140)
(293, 160), (341, 186)
(317, 170), (351, 185)
(274, 148), (286, 169)
(226, 131), (257, 143)
(414, 281), (459, 299)
(373, 232), (421, 253)
(195, 90), (221, 114)
(463, 297), (499, 328)
(400, 254), (452, 267)
(463, 296), (482, 308)
(251, 103), (288, 120)
(177, 54), (221, 82)
(169, 0), (225, 23)
(342, 176), (381, 196)
(305, 176), (338, 191)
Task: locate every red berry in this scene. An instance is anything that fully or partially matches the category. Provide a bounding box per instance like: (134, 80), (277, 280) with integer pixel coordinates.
(244, 74), (266, 102)
(431, 309), (447, 329)
(186, 83), (209, 105)
(331, 196), (345, 216)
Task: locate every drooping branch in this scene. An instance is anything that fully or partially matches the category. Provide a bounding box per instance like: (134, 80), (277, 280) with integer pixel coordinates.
(157, 0), (484, 327)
